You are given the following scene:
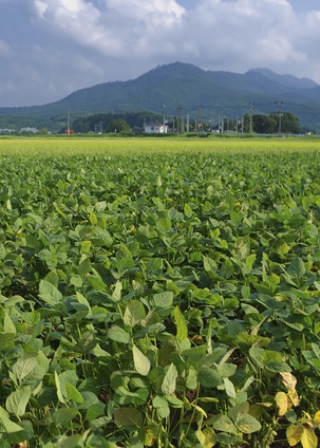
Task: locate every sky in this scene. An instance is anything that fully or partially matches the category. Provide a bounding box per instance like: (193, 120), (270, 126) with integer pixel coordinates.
(1, 0), (320, 107)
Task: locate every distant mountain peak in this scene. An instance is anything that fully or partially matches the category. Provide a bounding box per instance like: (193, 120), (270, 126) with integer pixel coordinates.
(246, 68), (318, 90)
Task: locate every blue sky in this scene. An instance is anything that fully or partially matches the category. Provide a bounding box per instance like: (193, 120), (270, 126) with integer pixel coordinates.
(1, 0), (320, 107)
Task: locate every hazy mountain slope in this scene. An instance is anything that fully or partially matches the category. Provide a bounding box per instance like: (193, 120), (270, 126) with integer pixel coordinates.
(0, 62), (319, 131)
(246, 68), (318, 90)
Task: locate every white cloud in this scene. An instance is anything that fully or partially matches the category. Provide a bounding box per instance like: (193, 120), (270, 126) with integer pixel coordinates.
(106, 0), (185, 25)
(2, 0), (320, 107)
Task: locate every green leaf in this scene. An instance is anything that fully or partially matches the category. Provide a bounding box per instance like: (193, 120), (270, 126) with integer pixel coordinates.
(66, 383), (84, 404)
(161, 363), (178, 395)
(55, 370), (78, 404)
(132, 344), (151, 376)
(184, 203), (193, 217)
(173, 306), (188, 342)
(52, 408), (79, 427)
(198, 368), (224, 388)
(0, 407), (24, 433)
(235, 413), (262, 434)
(107, 325), (130, 344)
(55, 434), (82, 448)
(111, 281), (122, 302)
(74, 330), (96, 354)
(124, 301), (146, 327)
(210, 414), (238, 434)
(203, 256), (217, 273)
(156, 217), (172, 233)
(12, 353), (38, 382)
(287, 258), (306, 278)
(0, 332), (15, 352)
(39, 279), (62, 306)
(224, 378), (237, 398)
(153, 291), (173, 309)
(228, 402), (250, 422)
(114, 407), (143, 428)
(6, 388), (31, 417)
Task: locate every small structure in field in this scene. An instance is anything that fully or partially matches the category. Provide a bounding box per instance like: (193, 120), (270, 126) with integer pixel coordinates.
(144, 123), (168, 133)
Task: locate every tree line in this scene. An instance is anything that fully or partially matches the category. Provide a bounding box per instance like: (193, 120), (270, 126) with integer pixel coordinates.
(71, 111), (164, 134)
(70, 110), (302, 134)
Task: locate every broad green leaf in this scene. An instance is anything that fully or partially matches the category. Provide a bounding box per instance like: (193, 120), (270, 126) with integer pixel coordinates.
(124, 301), (146, 327)
(75, 292), (92, 315)
(0, 332), (15, 352)
(235, 413), (261, 434)
(52, 408), (79, 427)
(66, 383), (84, 404)
(210, 414), (238, 434)
(287, 258), (305, 278)
(0, 407), (23, 433)
(6, 419), (34, 445)
(39, 279), (62, 306)
(55, 434), (82, 448)
(55, 370), (78, 404)
(228, 402), (250, 423)
(198, 368), (223, 388)
(161, 363), (178, 395)
(111, 281), (122, 302)
(131, 388), (149, 406)
(107, 325), (130, 344)
(184, 203), (193, 217)
(153, 396), (168, 410)
(114, 407), (143, 428)
(12, 353), (38, 382)
(153, 291), (173, 309)
(6, 388), (31, 417)
(203, 256), (217, 273)
(156, 217), (171, 233)
(132, 344), (151, 376)
(74, 330), (96, 354)
(224, 378), (237, 398)
(173, 306), (188, 342)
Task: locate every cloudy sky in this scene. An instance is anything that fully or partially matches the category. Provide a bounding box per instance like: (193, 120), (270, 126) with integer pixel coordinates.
(1, 0), (320, 107)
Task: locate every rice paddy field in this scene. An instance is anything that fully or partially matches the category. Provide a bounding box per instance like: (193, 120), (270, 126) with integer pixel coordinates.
(0, 136), (320, 447)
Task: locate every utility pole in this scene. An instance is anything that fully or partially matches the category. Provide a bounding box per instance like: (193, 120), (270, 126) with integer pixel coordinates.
(177, 102), (184, 133)
(162, 104), (166, 128)
(278, 101), (284, 135)
(249, 102), (254, 133)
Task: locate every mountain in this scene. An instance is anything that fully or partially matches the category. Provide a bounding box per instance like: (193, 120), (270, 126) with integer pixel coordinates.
(246, 68), (318, 90)
(1, 62), (320, 131)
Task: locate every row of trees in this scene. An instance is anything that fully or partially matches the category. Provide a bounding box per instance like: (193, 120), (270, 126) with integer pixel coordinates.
(70, 111), (302, 135)
(243, 111), (301, 134)
(72, 112), (163, 134)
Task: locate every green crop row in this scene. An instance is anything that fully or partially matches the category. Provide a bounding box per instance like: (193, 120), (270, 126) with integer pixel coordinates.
(0, 139), (319, 447)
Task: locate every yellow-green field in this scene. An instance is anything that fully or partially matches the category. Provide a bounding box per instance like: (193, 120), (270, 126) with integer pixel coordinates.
(1, 136), (320, 156)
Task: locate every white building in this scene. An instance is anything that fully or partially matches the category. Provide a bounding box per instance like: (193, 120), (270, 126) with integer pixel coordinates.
(143, 123), (168, 134)
(20, 127), (38, 134)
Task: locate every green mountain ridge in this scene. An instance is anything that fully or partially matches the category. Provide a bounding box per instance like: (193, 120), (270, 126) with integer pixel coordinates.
(1, 62), (320, 131)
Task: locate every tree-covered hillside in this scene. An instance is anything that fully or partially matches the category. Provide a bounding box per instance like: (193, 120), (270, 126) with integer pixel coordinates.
(0, 62), (319, 132)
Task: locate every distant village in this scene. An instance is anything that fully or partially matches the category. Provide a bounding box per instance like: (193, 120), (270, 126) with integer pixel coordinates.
(0, 123), (169, 135)
(0, 127), (40, 134)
